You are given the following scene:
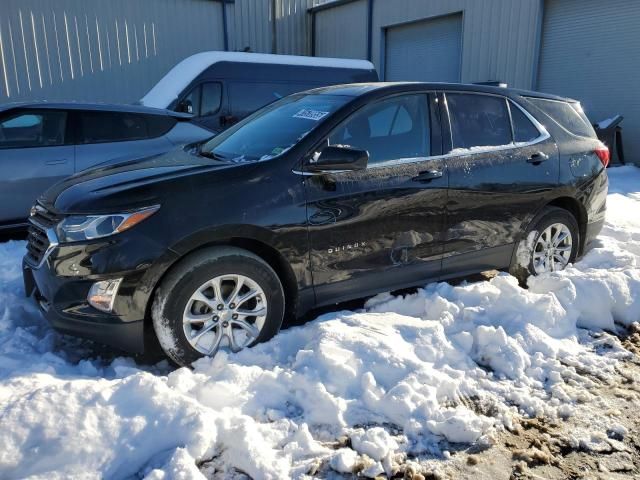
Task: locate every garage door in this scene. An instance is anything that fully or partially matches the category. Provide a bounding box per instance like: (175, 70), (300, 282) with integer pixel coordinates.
(538, 0), (640, 162)
(385, 13), (462, 82)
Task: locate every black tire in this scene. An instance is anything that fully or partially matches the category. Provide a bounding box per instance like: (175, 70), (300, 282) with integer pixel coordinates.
(509, 207), (580, 285)
(152, 246), (285, 366)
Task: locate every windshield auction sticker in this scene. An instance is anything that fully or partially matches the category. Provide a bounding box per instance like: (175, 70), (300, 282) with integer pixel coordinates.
(293, 109), (330, 121)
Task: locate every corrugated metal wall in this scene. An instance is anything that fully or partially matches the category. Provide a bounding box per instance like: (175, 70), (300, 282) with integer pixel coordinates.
(0, 0), (344, 105)
(225, 0), (273, 53)
(311, 0), (542, 89)
(226, 0), (332, 55)
(376, 0), (542, 88)
(0, 0), (224, 104)
(314, 0), (368, 59)
(537, 0), (640, 163)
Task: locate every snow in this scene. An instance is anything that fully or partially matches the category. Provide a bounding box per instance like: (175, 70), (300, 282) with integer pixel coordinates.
(596, 115), (622, 130)
(449, 140), (540, 156)
(140, 51), (375, 109)
(0, 166), (639, 478)
(329, 449), (359, 474)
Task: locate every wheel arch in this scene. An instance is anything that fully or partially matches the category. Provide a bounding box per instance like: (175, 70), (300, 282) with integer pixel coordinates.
(508, 196), (585, 284)
(516, 196), (588, 254)
(545, 196), (588, 255)
(143, 231), (301, 338)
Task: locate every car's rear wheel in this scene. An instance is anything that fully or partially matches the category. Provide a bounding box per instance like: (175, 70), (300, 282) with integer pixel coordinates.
(510, 207), (579, 284)
(152, 247), (285, 366)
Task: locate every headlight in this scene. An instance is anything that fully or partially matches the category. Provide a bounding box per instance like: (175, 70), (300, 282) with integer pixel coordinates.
(56, 205), (160, 243)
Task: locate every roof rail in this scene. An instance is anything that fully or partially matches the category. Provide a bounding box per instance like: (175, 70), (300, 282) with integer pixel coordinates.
(473, 81), (508, 88)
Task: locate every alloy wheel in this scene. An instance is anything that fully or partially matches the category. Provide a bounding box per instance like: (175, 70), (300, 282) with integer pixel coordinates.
(532, 223), (573, 274)
(182, 274), (268, 356)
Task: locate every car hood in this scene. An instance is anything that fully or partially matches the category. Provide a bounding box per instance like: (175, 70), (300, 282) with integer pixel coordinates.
(41, 148), (250, 214)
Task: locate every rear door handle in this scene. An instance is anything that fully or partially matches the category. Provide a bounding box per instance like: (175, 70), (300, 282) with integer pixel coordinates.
(412, 170), (443, 182)
(526, 152), (549, 164)
(45, 159), (68, 165)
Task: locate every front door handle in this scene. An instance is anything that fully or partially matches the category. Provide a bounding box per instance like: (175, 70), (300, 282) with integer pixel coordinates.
(45, 159), (69, 165)
(412, 170), (443, 182)
(527, 152), (549, 164)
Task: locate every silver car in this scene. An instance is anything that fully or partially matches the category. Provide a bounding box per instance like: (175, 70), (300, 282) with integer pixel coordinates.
(0, 103), (213, 231)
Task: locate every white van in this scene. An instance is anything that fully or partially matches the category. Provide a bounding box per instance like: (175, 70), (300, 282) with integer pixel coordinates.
(140, 51), (378, 132)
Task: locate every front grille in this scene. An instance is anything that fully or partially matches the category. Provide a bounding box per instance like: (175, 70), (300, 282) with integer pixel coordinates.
(26, 203), (62, 267)
(30, 203), (61, 228)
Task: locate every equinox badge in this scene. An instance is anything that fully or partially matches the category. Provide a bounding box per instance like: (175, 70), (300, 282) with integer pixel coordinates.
(328, 242), (366, 254)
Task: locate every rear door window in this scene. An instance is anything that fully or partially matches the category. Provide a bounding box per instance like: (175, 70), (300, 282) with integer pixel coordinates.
(446, 93), (512, 150)
(0, 110), (68, 148)
(526, 98), (596, 138)
(79, 112), (148, 144)
(509, 102), (541, 143)
(328, 94), (430, 165)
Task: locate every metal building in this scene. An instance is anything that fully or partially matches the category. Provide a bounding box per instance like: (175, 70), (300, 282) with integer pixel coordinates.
(0, 0), (331, 104)
(0, 0), (226, 103)
(310, 0), (640, 163)
(1, 0), (638, 161)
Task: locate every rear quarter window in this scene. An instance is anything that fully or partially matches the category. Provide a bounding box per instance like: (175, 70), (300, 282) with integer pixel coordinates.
(527, 98), (596, 138)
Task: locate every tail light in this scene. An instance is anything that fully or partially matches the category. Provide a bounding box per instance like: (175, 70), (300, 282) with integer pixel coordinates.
(595, 144), (610, 168)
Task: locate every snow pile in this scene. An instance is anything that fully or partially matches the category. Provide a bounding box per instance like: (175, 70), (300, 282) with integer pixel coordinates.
(0, 166), (639, 478)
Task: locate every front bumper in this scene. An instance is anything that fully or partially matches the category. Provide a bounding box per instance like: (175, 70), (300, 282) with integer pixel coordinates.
(22, 231), (179, 354)
(24, 259), (146, 353)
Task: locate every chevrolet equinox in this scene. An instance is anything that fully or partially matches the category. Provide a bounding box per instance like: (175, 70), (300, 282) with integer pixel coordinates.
(23, 83), (609, 366)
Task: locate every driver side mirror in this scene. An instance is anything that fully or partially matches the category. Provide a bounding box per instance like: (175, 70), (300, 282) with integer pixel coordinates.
(307, 145), (368, 173)
(177, 99), (194, 114)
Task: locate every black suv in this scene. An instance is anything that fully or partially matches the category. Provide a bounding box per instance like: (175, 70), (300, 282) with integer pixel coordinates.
(23, 83), (609, 366)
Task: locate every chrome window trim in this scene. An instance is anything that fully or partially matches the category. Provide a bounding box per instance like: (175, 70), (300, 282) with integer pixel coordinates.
(293, 90), (552, 176)
(506, 97), (516, 141)
(507, 97), (551, 143)
(442, 91), (550, 151)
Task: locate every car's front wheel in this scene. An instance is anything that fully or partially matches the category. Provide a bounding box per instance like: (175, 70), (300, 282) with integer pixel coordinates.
(152, 247), (285, 366)
(510, 206), (579, 284)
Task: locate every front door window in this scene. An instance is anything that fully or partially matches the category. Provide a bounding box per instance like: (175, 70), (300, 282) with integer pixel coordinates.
(328, 94), (431, 166)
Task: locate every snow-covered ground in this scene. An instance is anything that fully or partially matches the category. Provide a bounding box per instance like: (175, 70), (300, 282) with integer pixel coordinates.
(0, 166), (639, 479)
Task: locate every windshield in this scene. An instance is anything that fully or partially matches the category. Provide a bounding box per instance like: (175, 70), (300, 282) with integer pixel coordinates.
(201, 94), (350, 162)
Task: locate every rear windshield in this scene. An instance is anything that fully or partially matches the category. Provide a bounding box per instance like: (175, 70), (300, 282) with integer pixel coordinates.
(201, 94), (350, 162)
(526, 97), (596, 138)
